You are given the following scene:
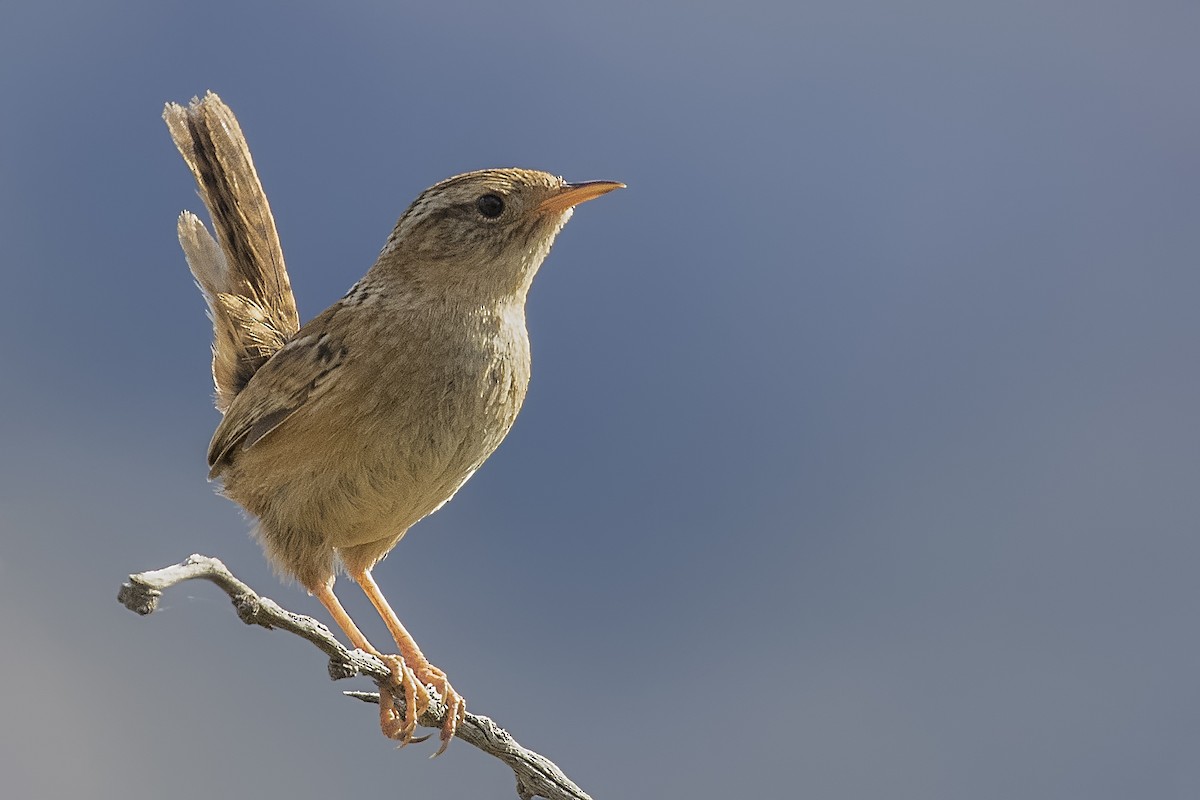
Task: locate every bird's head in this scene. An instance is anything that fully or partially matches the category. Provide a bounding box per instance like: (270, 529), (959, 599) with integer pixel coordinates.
(376, 168), (623, 301)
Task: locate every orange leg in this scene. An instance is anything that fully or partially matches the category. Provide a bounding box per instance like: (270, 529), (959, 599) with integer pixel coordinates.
(311, 582), (430, 745)
(348, 568), (466, 755)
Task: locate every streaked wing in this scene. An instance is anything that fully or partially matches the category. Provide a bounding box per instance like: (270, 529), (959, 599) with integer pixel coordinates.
(208, 327), (347, 475)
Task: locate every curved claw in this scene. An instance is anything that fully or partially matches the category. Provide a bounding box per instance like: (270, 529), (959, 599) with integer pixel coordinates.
(431, 693), (466, 757)
(376, 654), (431, 746)
(415, 665), (465, 757)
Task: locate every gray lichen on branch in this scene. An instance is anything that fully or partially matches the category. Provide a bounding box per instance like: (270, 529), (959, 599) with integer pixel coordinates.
(118, 554), (592, 800)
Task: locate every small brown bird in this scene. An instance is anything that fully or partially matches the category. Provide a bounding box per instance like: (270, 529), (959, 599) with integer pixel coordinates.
(164, 93), (622, 753)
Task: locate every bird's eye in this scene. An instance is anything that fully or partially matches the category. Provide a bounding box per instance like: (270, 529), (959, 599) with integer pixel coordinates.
(475, 194), (505, 219)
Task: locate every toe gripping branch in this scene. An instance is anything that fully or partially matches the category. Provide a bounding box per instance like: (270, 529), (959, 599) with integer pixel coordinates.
(118, 554), (593, 800)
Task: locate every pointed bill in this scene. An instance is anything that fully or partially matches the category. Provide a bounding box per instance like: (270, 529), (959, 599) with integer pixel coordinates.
(538, 180), (625, 214)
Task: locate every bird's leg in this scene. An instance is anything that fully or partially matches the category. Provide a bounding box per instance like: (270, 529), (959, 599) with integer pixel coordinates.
(310, 581), (430, 744)
(348, 568), (466, 755)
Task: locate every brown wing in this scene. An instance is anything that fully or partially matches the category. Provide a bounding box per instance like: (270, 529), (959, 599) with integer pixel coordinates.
(207, 329), (347, 476)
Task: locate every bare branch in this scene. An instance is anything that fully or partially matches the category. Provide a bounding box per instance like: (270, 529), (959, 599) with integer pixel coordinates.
(118, 554), (593, 800)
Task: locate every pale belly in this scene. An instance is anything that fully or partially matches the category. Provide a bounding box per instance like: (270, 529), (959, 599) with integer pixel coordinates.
(226, 345), (526, 553)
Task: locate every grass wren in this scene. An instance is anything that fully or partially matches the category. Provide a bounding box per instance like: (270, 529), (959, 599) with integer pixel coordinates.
(164, 92), (622, 752)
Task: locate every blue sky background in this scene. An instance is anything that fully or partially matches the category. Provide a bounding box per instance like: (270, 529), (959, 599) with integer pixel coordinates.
(2, 2), (1199, 797)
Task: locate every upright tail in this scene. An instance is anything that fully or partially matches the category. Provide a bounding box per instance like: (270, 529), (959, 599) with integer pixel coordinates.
(164, 92), (300, 413)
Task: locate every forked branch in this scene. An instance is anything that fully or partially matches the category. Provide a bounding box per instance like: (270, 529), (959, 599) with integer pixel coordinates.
(118, 554), (592, 800)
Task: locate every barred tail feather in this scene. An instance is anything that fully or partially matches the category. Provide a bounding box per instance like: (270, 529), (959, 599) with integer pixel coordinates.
(165, 92), (300, 414)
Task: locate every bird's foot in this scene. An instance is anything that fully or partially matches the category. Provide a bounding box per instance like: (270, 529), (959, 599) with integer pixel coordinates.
(377, 654), (432, 746)
(411, 661), (466, 756)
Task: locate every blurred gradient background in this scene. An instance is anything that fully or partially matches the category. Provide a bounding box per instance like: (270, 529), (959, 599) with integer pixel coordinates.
(2, 2), (1199, 798)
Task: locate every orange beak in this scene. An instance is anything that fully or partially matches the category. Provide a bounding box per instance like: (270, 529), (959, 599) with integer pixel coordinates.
(538, 180), (625, 214)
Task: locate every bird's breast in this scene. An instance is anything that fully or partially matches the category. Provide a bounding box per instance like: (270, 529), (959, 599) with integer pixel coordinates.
(334, 310), (532, 537)
(226, 303), (533, 550)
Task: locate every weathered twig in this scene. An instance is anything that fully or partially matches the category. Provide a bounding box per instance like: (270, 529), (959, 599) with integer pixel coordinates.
(118, 554), (592, 800)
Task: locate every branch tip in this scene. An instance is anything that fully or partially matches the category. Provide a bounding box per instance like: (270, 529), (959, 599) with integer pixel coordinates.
(117, 581), (162, 616)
